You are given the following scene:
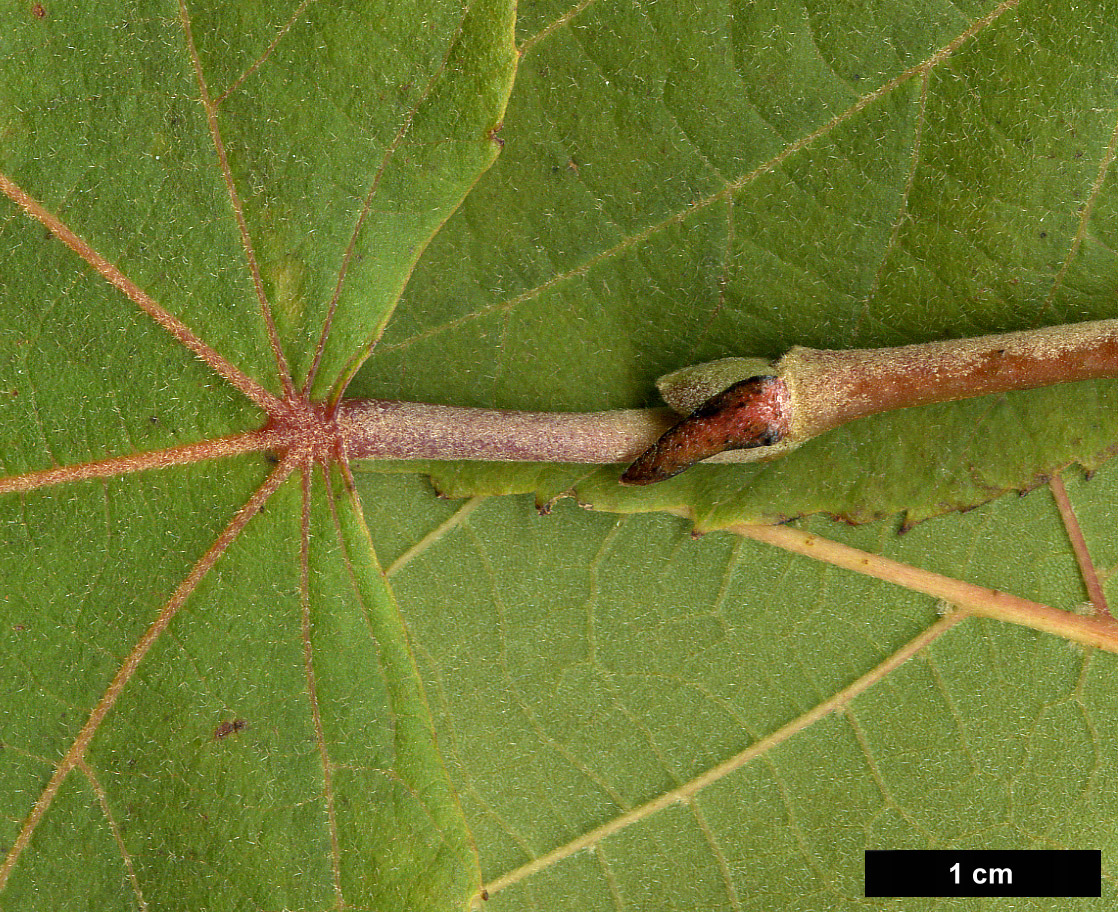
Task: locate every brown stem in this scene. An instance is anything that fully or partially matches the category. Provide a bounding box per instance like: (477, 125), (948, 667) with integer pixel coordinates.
(338, 319), (1118, 482)
(338, 399), (676, 464)
(784, 318), (1118, 442)
(624, 317), (1118, 483)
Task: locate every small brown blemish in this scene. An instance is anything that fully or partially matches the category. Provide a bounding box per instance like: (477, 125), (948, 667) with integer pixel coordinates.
(480, 889), (489, 901)
(486, 122), (505, 148)
(213, 719), (248, 740)
(31, 2), (46, 18)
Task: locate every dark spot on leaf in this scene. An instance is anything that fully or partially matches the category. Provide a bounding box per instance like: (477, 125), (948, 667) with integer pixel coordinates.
(31, 2), (45, 19)
(486, 121), (505, 147)
(213, 719), (248, 740)
(480, 889), (489, 901)
(264, 451), (280, 465)
(1039, 231), (1047, 238)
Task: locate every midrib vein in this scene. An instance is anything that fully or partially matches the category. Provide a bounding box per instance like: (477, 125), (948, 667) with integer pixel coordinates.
(0, 428), (283, 496)
(0, 169), (284, 414)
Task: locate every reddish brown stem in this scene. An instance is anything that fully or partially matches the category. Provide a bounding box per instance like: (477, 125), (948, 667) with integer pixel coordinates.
(784, 319), (1118, 442)
(626, 318), (1118, 483)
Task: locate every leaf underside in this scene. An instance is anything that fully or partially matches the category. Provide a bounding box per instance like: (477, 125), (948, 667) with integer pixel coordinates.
(2, 1), (514, 909)
(352, 0), (1118, 528)
(4, 2), (1118, 911)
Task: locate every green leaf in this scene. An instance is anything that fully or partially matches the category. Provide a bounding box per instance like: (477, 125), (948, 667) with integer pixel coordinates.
(353, 0), (1118, 527)
(364, 466), (1118, 910)
(5, 2), (1118, 911)
(1, 1), (514, 909)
